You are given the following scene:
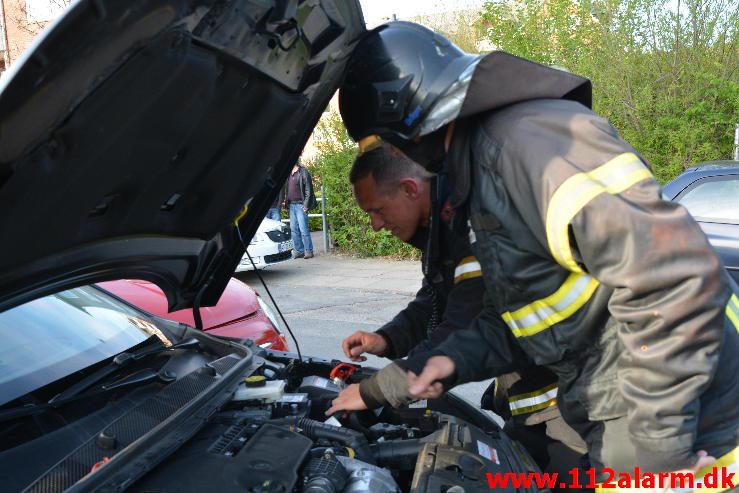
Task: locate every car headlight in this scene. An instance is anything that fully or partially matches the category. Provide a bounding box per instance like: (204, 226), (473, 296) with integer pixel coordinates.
(257, 295), (282, 334)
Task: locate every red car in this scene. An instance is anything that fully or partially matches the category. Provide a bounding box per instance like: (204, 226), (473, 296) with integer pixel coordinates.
(98, 278), (288, 351)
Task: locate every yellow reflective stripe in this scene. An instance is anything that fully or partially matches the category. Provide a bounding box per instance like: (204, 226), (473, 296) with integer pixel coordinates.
(457, 256), (478, 266)
(508, 383), (558, 416)
(501, 273), (600, 338)
(358, 134), (383, 155)
(594, 446), (738, 493)
(454, 256), (482, 284)
(726, 294), (739, 333)
(546, 153), (653, 273)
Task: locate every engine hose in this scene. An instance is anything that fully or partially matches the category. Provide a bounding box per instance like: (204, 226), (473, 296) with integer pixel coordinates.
(370, 439), (424, 470)
(270, 417), (375, 464)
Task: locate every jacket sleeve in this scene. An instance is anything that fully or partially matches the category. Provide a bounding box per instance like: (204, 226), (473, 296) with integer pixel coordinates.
(487, 101), (729, 471)
(279, 183), (287, 207)
(301, 168), (317, 211)
(407, 273), (486, 357)
(376, 280), (434, 359)
(434, 290), (526, 385)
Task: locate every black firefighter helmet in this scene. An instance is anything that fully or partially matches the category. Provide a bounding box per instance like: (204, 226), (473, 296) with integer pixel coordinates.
(339, 21), (478, 147)
(339, 22), (592, 153)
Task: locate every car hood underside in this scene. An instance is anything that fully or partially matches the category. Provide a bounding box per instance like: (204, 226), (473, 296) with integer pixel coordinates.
(0, 0), (364, 312)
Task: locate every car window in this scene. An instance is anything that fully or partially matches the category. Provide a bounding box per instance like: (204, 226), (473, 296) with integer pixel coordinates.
(677, 176), (739, 222)
(0, 286), (157, 407)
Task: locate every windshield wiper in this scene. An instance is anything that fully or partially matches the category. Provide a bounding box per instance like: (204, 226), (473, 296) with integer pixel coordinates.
(47, 337), (200, 406)
(0, 368), (173, 423)
(0, 337), (200, 423)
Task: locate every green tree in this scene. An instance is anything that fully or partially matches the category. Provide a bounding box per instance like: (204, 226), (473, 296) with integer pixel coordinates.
(480, 0), (738, 183)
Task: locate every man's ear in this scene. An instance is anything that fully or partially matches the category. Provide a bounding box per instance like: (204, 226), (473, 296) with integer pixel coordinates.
(398, 178), (421, 199)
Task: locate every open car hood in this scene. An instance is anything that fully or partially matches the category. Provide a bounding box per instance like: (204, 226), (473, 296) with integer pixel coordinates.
(0, 0), (364, 312)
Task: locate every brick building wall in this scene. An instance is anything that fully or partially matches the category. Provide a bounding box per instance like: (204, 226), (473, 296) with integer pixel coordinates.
(0, 0), (62, 73)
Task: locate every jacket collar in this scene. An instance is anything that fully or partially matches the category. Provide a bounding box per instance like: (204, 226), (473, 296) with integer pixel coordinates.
(457, 51), (591, 118)
(419, 51), (591, 141)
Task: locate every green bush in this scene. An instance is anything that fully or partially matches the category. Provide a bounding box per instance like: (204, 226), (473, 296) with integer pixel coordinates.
(311, 113), (418, 259)
(479, 0), (738, 183)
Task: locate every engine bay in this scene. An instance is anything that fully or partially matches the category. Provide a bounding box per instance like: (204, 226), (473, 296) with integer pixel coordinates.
(130, 348), (542, 493)
(0, 335), (542, 493)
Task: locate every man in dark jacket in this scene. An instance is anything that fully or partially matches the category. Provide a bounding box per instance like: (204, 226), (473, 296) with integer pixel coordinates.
(326, 141), (587, 478)
(337, 21), (739, 482)
(286, 159), (317, 259)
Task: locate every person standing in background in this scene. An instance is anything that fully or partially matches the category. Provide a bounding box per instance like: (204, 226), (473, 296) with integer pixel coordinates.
(287, 158), (317, 259)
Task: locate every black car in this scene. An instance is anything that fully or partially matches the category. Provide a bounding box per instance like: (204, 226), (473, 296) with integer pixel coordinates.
(662, 161), (739, 283)
(0, 2), (542, 492)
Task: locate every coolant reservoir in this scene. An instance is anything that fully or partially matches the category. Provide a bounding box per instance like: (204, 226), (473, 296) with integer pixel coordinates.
(232, 379), (286, 403)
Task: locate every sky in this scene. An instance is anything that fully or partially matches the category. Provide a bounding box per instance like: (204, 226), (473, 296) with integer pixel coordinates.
(359, 0), (487, 25)
(26, 0), (487, 25)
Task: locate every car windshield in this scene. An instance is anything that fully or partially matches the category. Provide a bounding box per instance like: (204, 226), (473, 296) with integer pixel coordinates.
(0, 286), (158, 407)
(678, 176), (739, 223)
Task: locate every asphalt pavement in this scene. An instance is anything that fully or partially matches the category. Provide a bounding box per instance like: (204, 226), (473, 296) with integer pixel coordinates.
(235, 232), (499, 422)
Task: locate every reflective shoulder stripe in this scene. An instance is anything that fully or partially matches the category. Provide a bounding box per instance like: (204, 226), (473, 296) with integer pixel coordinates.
(508, 383), (558, 416)
(546, 152), (654, 273)
(727, 294), (739, 333)
(454, 256), (482, 284)
(595, 446), (739, 493)
(502, 272), (600, 338)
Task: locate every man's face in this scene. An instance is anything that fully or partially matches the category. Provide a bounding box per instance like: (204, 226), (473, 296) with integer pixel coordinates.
(353, 174), (429, 243)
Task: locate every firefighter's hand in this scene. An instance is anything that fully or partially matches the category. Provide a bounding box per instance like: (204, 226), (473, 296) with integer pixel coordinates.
(342, 331), (387, 362)
(325, 384), (367, 416)
(623, 450), (715, 493)
(407, 355), (455, 399)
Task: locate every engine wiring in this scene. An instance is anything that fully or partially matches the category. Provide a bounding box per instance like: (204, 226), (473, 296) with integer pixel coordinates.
(235, 224), (303, 361)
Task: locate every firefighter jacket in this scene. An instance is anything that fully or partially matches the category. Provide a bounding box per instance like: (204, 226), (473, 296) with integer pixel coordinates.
(433, 98), (739, 473)
(358, 180), (562, 426)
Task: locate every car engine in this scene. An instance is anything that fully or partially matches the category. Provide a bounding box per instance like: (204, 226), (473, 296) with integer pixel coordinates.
(0, 335), (543, 493)
(129, 348), (543, 493)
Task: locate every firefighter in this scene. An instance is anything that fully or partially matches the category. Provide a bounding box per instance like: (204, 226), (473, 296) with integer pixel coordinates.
(337, 21), (739, 481)
(325, 142), (587, 477)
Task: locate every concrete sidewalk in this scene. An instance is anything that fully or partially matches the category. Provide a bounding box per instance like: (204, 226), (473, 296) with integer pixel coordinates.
(256, 230), (423, 296)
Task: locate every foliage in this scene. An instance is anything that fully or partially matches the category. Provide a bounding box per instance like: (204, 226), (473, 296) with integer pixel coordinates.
(311, 0), (737, 257)
(479, 0), (739, 183)
(311, 113), (418, 258)
(413, 9), (489, 53)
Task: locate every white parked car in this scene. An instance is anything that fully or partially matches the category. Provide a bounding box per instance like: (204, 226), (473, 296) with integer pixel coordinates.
(236, 218), (293, 271)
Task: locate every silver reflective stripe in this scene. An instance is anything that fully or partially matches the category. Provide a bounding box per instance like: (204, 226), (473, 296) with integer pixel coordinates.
(508, 385), (559, 416)
(502, 273), (600, 338)
(454, 261), (481, 277)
